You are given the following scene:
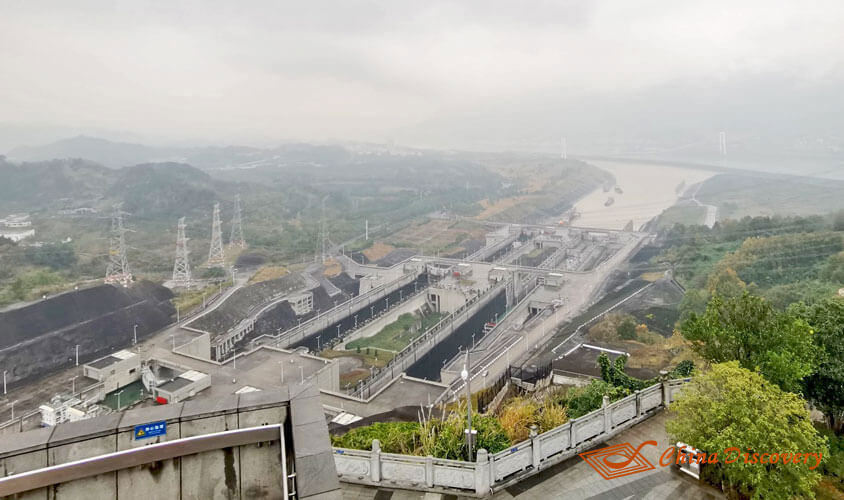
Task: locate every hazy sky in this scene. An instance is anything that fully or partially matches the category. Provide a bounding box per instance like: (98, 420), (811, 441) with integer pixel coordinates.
(1, 1), (843, 150)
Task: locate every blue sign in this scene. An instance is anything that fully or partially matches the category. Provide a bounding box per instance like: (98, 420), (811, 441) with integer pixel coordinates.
(134, 421), (167, 440)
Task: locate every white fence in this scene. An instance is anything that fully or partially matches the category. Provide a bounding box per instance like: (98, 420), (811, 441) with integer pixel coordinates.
(333, 378), (688, 497)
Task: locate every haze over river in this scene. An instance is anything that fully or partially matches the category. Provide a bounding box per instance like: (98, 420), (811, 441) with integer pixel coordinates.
(572, 160), (715, 231)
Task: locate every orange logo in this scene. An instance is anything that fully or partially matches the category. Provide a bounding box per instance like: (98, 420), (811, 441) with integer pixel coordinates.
(579, 441), (658, 479)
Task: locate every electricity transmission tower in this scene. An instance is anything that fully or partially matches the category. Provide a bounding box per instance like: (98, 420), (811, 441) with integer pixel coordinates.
(172, 217), (191, 286)
(207, 202), (225, 267)
(104, 205), (132, 285)
(229, 194), (245, 248)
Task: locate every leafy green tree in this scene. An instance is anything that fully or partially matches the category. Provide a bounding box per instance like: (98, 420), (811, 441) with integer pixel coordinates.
(25, 243), (76, 269)
(680, 293), (818, 392)
(666, 362), (828, 499)
(790, 299), (844, 434)
(616, 317), (636, 340)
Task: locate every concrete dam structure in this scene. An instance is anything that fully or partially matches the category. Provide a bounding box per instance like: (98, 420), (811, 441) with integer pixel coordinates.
(0, 281), (175, 389)
(0, 383), (339, 499)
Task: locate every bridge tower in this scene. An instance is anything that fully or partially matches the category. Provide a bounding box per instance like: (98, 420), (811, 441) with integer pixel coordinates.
(172, 217), (191, 286)
(207, 202), (225, 267)
(105, 205), (132, 285)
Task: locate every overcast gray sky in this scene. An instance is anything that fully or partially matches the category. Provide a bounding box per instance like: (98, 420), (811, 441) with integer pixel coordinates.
(1, 1), (843, 151)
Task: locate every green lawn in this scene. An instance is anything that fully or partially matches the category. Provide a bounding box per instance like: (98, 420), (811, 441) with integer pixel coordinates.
(656, 205), (707, 229)
(346, 312), (444, 352)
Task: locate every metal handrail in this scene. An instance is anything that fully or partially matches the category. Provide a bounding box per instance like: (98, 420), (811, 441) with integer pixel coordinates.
(0, 424), (285, 497)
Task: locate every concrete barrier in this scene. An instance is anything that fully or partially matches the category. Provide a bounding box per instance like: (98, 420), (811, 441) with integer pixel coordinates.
(0, 383), (340, 499)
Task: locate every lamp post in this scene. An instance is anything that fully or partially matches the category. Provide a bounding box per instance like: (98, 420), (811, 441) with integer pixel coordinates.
(116, 390), (124, 410)
(133, 324), (138, 345)
(9, 400), (16, 420)
(461, 349), (474, 460)
(71, 375), (78, 395)
(317, 335), (321, 351)
(2, 370), (6, 395)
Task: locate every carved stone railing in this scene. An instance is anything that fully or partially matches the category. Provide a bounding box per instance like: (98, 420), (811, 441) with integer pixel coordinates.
(333, 378), (689, 497)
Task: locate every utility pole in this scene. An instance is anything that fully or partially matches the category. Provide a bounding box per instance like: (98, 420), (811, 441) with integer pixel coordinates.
(229, 194), (245, 248)
(208, 203), (225, 267)
(105, 205), (132, 285)
(172, 217), (192, 286)
(75, 345), (79, 366)
(365, 219), (369, 240)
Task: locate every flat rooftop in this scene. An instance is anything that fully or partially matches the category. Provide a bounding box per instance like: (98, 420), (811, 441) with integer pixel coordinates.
(87, 350), (136, 369)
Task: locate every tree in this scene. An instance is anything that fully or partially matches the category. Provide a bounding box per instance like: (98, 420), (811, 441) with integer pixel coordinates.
(616, 317), (636, 340)
(680, 293), (818, 392)
(666, 362), (828, 499)
(790, 299), (844, 434)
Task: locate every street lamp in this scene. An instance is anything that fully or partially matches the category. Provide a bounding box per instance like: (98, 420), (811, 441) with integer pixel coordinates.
(2, 370), (6, 395)
(115, 390), (124, 410)
(317, 335), (321, 351)
(461, 349), (474, 460)
(278, 361), (285, 384)
(75, 345), (79, 366)
(133, 324), (138, 345)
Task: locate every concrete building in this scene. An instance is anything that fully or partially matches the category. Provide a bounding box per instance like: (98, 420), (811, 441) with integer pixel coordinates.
(142, 359), (211, 404)
(83, 350), (140, 393)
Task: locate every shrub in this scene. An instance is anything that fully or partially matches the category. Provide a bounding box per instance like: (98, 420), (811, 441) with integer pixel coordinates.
(566, 380), (629, 419)
(499, 397), (538, 442)
(331, 421), (422, 455)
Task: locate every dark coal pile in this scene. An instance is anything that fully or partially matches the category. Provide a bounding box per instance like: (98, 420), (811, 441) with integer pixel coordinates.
(0, 281), (174, 388)
(189, 273), (305, 334)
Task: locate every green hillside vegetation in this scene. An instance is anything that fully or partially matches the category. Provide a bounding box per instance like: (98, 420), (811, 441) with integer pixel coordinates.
(651, 214), (844, 315)
(697, 173), (844, 219)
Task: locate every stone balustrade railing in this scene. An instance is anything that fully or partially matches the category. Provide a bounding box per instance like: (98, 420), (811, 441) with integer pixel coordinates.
(333, 378), (689, 497)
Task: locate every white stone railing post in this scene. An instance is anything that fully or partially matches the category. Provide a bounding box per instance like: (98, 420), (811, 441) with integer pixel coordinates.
(634, 390), (641, 417)
(370, 439), (381, 483)
(425, 455), (434, 487)
(662, 381), (670, 407)
(530, 425), (541, 471)
(602, 395), (610, 432)
(475, 449), (490, 496)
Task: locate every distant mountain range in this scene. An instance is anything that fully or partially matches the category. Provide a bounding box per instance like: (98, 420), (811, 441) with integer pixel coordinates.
(6, 135), (352, 170)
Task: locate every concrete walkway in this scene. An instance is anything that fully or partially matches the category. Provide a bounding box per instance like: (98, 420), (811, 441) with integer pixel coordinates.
(341, 411), (723, 500)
